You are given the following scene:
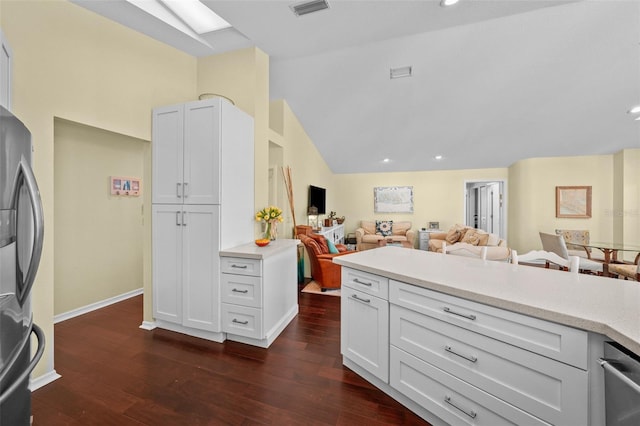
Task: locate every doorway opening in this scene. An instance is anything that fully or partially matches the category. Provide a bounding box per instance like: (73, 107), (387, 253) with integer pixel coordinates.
(464, 180), (506, 240)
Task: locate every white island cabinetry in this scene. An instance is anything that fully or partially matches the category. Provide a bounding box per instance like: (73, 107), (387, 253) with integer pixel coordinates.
(334, 247), (626, 426)
(341, 268), (389, 382)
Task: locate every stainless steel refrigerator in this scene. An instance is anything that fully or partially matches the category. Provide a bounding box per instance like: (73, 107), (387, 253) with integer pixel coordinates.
(0, 105), (45, 425)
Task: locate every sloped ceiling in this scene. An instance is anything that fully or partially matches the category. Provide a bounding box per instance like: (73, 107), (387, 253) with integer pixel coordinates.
(73, 0), (640, 173)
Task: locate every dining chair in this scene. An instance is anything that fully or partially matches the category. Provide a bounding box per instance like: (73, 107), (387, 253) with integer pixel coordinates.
(605, 252), (640, 281)
(539, 232), (603, 275)
(554, 229), (605, 261)
(511, 249), (580, 273)
(441, 241), (488, 260)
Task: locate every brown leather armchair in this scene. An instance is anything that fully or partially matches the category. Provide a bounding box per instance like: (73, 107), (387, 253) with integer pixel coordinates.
(298, 233), (354, 289)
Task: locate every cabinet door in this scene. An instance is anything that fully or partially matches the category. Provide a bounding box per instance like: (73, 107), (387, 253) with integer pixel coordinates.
(152, 104), (184, 204)
(184, 100), (220, 205)
(341, 286), (389, 382)
(182, 205), (220, 332)
(152, 205), (183, 323)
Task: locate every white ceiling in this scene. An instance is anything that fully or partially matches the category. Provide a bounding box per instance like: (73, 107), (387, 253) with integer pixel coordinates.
(73, 0), (640, 173)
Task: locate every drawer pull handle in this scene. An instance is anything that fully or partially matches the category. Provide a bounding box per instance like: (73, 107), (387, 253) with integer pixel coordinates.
(177, 182), (182, 198)
(353, 278), (372, 287)
(444, 396), (477, 419)
(445, 345), (477, 363)
(232, 288), (249, 294)
(351, 294), (371, 304)
(231, 264), (248, 269)
(232, 319), (249, 325)
(443, 307), (476, 320)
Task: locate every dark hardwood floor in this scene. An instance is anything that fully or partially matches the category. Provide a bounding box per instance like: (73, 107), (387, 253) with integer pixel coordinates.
(32, 287), (430, 425)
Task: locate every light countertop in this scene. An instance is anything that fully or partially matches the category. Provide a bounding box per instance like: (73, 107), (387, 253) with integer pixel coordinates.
(220, 238), (299, 259)
(334, 247), (640, 356)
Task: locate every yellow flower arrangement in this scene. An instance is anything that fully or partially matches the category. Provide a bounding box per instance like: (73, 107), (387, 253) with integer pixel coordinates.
(255, 206), (284, 240)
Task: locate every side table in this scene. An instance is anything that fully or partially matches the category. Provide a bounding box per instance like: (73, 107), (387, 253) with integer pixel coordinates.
(418, 229), (442, 251)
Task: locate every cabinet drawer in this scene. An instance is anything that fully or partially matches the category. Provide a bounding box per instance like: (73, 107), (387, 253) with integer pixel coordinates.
(221, 304), (262, 339)
(220, 257), (261, 277)
(342, 267), (389, 299)
(390, 347), (551, 426)
(389, 280), (587, 369)
(390, 305), (587, 426)
(221, 274), (262, 308)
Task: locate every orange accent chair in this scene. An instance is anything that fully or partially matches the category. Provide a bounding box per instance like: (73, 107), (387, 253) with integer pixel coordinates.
(298, 233), (354, 289)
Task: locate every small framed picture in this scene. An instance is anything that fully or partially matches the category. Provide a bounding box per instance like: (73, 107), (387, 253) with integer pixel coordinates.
(111, 176), (141, 196)
(428, 221), (440, 230)
(556, 186), (591, 218)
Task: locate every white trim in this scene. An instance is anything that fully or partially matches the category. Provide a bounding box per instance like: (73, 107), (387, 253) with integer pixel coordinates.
(139, 321), (157, 330)
(54, 288), (143, 324)
(29, 369), (61, 392)
(463, 179), (508, 242)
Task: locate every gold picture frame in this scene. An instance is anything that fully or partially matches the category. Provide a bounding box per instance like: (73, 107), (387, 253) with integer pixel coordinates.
(556, 186), (592, 218)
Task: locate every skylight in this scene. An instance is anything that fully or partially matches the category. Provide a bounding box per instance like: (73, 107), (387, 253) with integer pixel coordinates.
(126, 0), (230, 41)
(161, 0), (231, 34)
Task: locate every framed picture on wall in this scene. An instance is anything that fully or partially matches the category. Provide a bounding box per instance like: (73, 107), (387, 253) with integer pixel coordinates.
(556, 186), (592, 218)
(374, 186), (413, 213)
(111, 176), (141, 196)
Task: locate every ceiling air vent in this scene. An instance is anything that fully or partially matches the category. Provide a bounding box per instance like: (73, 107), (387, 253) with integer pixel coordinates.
(290, 0), (330, 17)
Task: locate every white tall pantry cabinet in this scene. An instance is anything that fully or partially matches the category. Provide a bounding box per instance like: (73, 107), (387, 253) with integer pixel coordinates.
(151, 98), (254, 341)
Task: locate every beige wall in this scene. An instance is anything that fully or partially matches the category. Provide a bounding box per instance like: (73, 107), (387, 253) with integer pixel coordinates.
(1, 0), (196, 378)
(269, 100), (337, 236)
(334, 169), (508, 239)
(508, 155), (615, 254)
(614, 149), (640, 261)
(197, 48), (271, 237)
(54, 119), (147, 315)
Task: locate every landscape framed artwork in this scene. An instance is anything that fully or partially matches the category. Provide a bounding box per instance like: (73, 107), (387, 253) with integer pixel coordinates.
(556, 186), (592, 218)
(374, 186), (413, 213)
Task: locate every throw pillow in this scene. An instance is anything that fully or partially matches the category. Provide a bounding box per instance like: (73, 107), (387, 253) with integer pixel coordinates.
(376, 220), (393, 237)
(461, 229), (482, 246)
(445, 227), (462, 244)
(326, 238), (339, 254)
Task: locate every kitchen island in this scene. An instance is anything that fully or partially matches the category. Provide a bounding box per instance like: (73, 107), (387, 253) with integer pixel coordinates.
(335, 247), (639, 426)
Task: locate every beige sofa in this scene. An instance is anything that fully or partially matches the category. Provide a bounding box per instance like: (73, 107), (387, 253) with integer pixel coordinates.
(355, 220), (416, 251)
(428, 225), (511, 261)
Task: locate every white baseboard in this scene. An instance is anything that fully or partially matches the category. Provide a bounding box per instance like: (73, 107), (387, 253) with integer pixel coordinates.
(54, 288), (143, 324)
(139, 321), (156, 330)
(29, 370), (61, 392)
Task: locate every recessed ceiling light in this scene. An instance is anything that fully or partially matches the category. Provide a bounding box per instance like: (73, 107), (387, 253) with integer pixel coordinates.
(382, 158), (391, 163)
(434, 155), (444, 161)
(628, 105), (640, 114)
(390, 66), (412, 79)
(441, 0), (460, 6)
(291, 0), (330, 17)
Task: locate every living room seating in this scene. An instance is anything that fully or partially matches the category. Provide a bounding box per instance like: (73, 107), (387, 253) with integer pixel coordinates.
(605, 252), (640, 281)
(554, 229), (605, 261)
(428, 225), (511, 261)
(443, 242), (488, 260)
(355, 220), (416, 251)
(511, 249), (580, 273)
(539, 232), (603, 275)
(298, 233), (354, 289)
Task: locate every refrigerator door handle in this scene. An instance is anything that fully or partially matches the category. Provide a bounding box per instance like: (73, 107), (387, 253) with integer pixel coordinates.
(12, 157), (44, 306)
(0, 323), (45, 405)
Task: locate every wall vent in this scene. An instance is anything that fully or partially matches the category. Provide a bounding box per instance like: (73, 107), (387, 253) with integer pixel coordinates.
(290, 0), (330, 17)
